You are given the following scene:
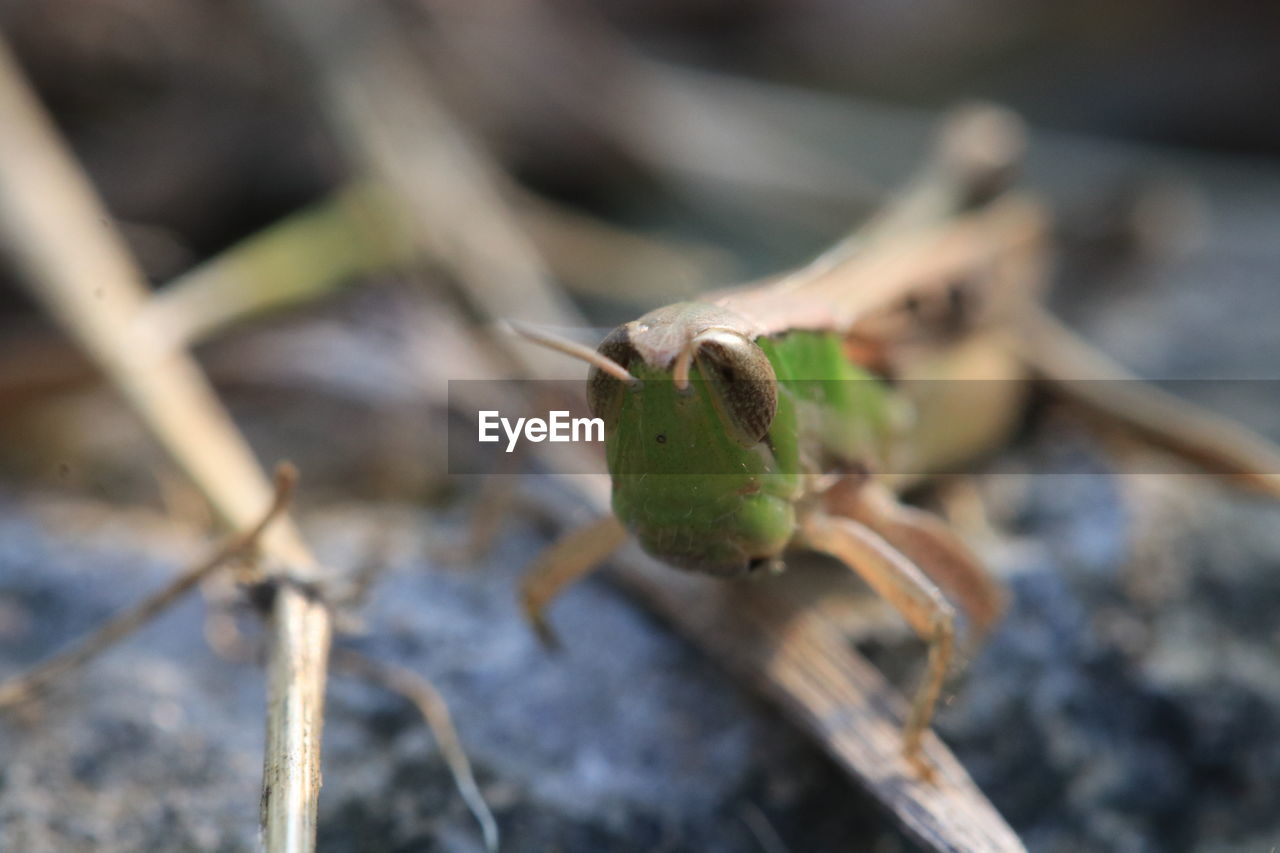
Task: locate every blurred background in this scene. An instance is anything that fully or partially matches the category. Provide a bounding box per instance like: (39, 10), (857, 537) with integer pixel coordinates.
(2, 1), (1280, 851)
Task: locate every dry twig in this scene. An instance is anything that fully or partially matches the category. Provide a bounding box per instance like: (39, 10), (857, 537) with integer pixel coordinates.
(0, 37), (331, 853)
(331, 649), (500, 852)
(258, 0), (585, 380)
(138, 182), (718, 355)
(139, 183), (413, 350)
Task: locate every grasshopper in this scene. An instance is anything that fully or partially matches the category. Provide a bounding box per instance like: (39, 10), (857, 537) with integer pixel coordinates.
(513, 105), (1280, 770)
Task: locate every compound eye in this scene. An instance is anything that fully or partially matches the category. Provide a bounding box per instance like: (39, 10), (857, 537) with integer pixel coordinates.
(693, 330), (777, 447)
(586, 325), (636, 431)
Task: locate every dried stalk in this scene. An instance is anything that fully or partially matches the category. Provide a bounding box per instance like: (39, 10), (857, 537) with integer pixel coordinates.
(139, 182), (718, 353)
(0, 38), (331, 853)
(331, 650), (500, 852)
(258, 0), (586, 380)
(140, 183), (414, 349)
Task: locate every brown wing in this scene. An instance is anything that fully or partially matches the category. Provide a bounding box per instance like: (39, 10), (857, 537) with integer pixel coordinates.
(708, 194), (1050, 341)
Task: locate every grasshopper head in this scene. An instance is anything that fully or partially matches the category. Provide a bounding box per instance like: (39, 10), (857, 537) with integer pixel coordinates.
(586, 304), (798, 577)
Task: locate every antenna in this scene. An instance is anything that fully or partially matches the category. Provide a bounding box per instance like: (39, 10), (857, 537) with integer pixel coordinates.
(505, 320), (637, 383)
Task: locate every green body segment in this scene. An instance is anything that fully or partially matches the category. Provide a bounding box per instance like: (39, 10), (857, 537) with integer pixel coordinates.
(756, 331), (894, 469)
(606, 327), (893, 576)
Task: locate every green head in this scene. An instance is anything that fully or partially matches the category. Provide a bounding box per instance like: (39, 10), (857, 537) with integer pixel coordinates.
(586, 303), (801, 577)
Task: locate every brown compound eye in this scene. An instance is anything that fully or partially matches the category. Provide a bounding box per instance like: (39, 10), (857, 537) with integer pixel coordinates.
(586, 325), (636, 431)
(693, 330), (777, 447)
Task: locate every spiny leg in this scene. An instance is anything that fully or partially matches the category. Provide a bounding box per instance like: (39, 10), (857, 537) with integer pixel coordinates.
(825, 478), (1003, 642)
(520, 514), (628, 649)
(799, 510), (956, 768)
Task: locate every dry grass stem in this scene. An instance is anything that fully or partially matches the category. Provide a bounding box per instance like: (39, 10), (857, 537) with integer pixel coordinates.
(259, 0), (589, 379)
(0, 38), (331, 853)
(142, 184), (413, 350)
(332, 649), (499, 852)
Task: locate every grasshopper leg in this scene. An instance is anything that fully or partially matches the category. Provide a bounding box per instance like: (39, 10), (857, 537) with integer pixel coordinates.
(1020, 306), (1280, 499)
(799, 509), (956, 770)
(520, 515), (628, 649)
(824, 478), (1003, 642)
(464, 471), (521, 562)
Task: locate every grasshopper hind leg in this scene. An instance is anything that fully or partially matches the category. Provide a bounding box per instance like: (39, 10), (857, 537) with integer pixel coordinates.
(1020, 306), (1280, 498)
(799, 509), (957, 771)
(519, 515), (629, 649)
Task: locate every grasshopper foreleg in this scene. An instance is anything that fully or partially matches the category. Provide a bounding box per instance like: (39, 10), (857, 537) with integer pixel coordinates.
(823, 478), (1004, 642)
(799, 509), (956, 771)
(519, 515), (628, 649)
